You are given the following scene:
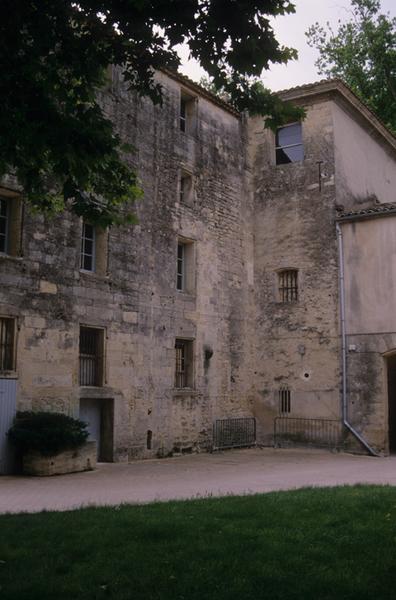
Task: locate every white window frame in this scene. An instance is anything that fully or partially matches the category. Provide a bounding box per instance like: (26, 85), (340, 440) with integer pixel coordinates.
(275, 122), (303, 165)
(80, 222), (96, 272)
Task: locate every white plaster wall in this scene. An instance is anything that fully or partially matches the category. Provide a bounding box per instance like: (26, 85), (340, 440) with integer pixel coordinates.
(342, 217), (396, 335)
(333, 102), (396, 206)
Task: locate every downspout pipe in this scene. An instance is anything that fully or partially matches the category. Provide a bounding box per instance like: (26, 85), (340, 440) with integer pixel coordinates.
(336, 221), (379, 457)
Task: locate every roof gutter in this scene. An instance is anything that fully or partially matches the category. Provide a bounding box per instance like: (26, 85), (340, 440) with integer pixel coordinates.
(336, 221), (379, 456)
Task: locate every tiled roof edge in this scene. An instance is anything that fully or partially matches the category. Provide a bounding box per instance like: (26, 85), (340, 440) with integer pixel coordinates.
(337, 202), (396, 222)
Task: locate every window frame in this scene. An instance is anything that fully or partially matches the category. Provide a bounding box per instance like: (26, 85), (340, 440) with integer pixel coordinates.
(275, 122), (303, 165)
(175, 338), (194, 389)
(0, 316), (16, 373)
(0, 197), (9, 254)
(278, 385), (291, 415)
(179, 90), (197, 136)
(79, 326), (105, 387)
(80, 222), (96, 273)
(277, 269), (299, 303)
(176, 238), (195, 294)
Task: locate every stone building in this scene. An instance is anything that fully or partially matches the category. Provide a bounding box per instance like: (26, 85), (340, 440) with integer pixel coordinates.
(1, 71), (396, 472)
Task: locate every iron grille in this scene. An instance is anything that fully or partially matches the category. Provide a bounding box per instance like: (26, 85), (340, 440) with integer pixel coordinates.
(213, 417), (256, 450)
(278, 269), (298, 302)
(0, 317), (15, 371)
(79, 327), (103, 386)
(274, 417), (343, 449)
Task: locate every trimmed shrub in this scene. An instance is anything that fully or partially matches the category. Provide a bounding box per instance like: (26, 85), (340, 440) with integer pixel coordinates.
(8, 411), (89, 456)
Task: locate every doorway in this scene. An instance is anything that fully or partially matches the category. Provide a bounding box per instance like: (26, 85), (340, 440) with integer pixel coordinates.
(387, 355), (396, 453)
(79, 398), (114, 462)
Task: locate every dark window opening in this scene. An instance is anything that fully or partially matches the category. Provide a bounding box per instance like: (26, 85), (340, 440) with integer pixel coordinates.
(179, 92), (197, 135)
(276, 123), (303, 165)
(278, 269), (298, 303)
(175, 339), (193, 388)
(147, 430), (152, 450)
(179, 172), (193, 204)
(177, 242), (185, 291)
(180, 97), (187, 132)
(0, 317), (15, 371)
(79, 326), (104, 386)
(0, 198), (8, 253)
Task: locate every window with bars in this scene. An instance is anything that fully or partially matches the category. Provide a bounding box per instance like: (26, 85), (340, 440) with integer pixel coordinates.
(278, 269), (298, 303)
(80, 222), (96, 272)
(175, 339), (193, 388)
(79, 326), (104, 386)
(0, 317), (15, 371)
(279, 385), (291, 415)
(275, 123), (303, 165)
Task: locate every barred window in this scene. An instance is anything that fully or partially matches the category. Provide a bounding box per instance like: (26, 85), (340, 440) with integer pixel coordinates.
(275, 123), (303, 165)
(175, 339), (193, 388)
(279, 385), (291, 415)
(0, 317), (15, 371)
(278, 269), (298, 303)
(79, 326), (104, 386)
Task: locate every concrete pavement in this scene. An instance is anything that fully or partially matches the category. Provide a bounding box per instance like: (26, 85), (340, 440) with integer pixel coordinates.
(1, 447), (396, 514)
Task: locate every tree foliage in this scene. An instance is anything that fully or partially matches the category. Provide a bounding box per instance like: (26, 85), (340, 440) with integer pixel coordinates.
(306, 0), (396, 134)
(1, 0), (302, 224)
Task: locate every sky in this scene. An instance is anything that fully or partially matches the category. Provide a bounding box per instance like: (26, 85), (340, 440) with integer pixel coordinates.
(178, 0), (395, 91)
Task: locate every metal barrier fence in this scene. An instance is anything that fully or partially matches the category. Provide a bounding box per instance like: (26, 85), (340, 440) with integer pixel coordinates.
(274, 417), (344, 449)
(213, 417), (256, 450)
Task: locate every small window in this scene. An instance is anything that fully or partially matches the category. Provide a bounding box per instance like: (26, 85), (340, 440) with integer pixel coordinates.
(176, 239), (195, 293)
(0, 317), (16, 372)
(80, 221), (108, 275)
(180, 91), (197, 135)
(0, 196), (22, 256)
(79, 326), (104, 386)
(175, 339), (194, 388)
(278, 269), (298, 303)
(279, 385), (291, 414)
(275, 123), (303, 165)
(179, 171), (193, 205)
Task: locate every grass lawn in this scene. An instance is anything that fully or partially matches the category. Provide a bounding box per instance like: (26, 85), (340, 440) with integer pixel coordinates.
(1, 485), (396, 599)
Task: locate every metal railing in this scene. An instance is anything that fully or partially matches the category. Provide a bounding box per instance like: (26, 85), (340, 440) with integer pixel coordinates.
(274, 417), (344, 449)
(213, 417), (256, 450)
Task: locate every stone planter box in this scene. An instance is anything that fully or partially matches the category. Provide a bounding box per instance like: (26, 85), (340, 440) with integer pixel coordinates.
(23, 441), (97, 476)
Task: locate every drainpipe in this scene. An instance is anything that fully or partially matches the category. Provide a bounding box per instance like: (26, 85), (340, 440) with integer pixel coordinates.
(336, 221), (379, 456)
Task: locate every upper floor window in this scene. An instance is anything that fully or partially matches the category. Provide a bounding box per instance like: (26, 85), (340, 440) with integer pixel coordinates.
(278, 269), (298, 303)
(180, 91), (197, 135)
(81, 222), (96, 272)
(275, 123), (303, 165)
(0, 316), (16, 372)
(79, 326), (104, 386)
(80, 222), (108, 276)
(176, 238), (195, 293)
(179, 170), (193, 205)
(0, 196), (22, 256)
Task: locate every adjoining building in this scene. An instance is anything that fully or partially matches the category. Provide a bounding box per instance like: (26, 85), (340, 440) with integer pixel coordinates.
(1, 70), (396, 472)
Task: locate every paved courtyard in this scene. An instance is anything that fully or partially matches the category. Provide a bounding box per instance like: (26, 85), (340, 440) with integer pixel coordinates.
(1, 447), (396, 514)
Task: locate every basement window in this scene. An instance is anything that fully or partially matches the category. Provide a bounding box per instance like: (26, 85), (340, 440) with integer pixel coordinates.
(175, 339), (194, 388)
(0, 317), (16, 372)
(278, 269), (298, 303)
(279, 385), (291, 415)
(79, 326), (104, 386)
(275, 123), (303, 165)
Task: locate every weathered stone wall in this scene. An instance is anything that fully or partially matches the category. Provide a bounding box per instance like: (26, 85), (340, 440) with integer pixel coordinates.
(0, 70), (255, 460)
(250, 97), (341, 444)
